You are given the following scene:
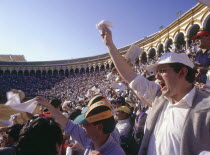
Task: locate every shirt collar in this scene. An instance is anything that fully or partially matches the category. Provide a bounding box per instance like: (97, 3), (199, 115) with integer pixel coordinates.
(88, 135), (113, 152)
(97, 135), (113, 152)
(164, 86), (196, 107)
(181, 86), (196, 107)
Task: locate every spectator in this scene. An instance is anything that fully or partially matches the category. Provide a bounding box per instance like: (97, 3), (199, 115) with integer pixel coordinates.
(112, 96), (126, 109)
(0, 124), (23, 155)
(39, 98), (62, 117)
(115, 106), (131, 137)
(35, 97), (125, 155)
(192, 30), (210, 83)
(100, 25), (210, 155)
(16, 117), (63, 155)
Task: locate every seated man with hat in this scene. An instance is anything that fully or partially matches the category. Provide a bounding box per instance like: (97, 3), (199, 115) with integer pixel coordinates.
(36, 97), (125, 155)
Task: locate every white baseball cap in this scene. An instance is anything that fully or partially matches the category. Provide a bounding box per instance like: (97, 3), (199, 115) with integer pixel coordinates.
(146, 52), (194, 72)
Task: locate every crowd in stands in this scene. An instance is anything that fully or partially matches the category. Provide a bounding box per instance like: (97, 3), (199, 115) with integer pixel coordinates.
(1, 28), (210, 155)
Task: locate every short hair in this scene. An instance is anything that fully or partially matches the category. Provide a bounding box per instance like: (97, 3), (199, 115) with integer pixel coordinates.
(113, 96), (126, 105)
(69, 109), (82, 121)
(87, 106), (115, 134)
(16, 117), (63, 155)
(169, 63), (196, 83)
(8, 124), (24, 142)
(50, 98), (62, 109)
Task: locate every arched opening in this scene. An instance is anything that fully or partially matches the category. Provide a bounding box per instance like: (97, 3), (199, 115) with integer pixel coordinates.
(203, 14), (210, 32)
(11, 70), (17, 76)
(18, 70), (23, 77)
(111, 63), (114, 69)
(0, 70), (4, 76)
(140, 52), (147, 64)
(157, 44), (164, 57)
(53, 70), (58, 76)
(59, 69), (64, 76)
(187, 24), (200, 45)
(80, 68), (85, 74)
(101, 65), (105, 71)
(106, 64), (109, 70)
(65, 69), (69, 77)
(36, 70), (41, 78)
(95, 66), (99, 73)
(75, 68), (79, 74)
(5, 70), (10, 76)
(165, 39), (173, 52)
(47, 70), (52, 76)
(30, 70), (35, 76)
(90, 66), (94, 73)
(86, 67), (89, 74)
(176, 32), (186, 52)
(148, 48), (156, 60)
(24, 70), (29, 76)
(42, 70), (47, 76)
(70, 69), (74, 75)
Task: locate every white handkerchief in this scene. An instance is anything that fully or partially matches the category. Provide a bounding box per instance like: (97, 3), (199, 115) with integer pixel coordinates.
(6, 92), (21, 106)
(110, 81), (120, 89)
(96, 20), (114, 34)
(5, 91), (37, 113)
(10, 99), (38, 114)
(66, 146), (72, 155)
(196, 0), (210, 7)
(107, 72), (113, 80)
(118, 82), (127, 91)
(124, 44), (144, 65)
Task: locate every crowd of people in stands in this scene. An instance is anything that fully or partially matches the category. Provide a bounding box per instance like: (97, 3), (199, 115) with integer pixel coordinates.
(1, 26), (210, 155)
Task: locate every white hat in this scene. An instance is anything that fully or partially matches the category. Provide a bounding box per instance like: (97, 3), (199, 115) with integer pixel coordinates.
(146, 52), (194, 72)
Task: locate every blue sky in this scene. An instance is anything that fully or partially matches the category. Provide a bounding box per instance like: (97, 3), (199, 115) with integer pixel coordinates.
(0, 0), (198, 61)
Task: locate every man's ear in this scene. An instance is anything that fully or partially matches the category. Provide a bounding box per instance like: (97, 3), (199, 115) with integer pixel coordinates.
(179, 67), (188, 79)
(96, 123), (103, 131)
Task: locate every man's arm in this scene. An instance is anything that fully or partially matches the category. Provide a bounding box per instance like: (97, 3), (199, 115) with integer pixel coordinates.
(36, 96), (90, 148)
(36, 96), (68, 129)
(101, 26), (136, 84)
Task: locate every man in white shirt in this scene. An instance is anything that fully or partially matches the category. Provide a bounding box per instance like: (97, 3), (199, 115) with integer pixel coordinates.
(100, 25), (210, 155)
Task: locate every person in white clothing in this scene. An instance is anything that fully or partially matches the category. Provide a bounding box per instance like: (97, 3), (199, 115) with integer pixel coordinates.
(100, 25), (210, 155)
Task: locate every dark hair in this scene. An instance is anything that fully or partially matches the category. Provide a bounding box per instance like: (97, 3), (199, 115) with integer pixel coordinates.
(8, 124), (24, 142)
(169, 63), (196, 83)
(87, 106), (115, 134)
(69, 109), (82, 121)
(113, 96), (126, 105)
(16, 117), (63, 155)
(50, 98), (62, 109)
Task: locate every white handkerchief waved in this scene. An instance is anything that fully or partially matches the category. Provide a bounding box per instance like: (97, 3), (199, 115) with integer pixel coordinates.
(96, 20), (114, 33)
(5, 91), (37, 114)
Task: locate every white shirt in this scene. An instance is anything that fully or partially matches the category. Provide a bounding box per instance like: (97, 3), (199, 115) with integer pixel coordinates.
(129, 74), (196, 155)
(116, 118), (131, 136)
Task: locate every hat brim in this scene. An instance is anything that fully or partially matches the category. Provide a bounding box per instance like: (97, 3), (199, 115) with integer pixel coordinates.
(73, 114), (89, 124)
(191, 33), (210, 40)
(81, 107), (88, 114)
(191, 35), (198, 40)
